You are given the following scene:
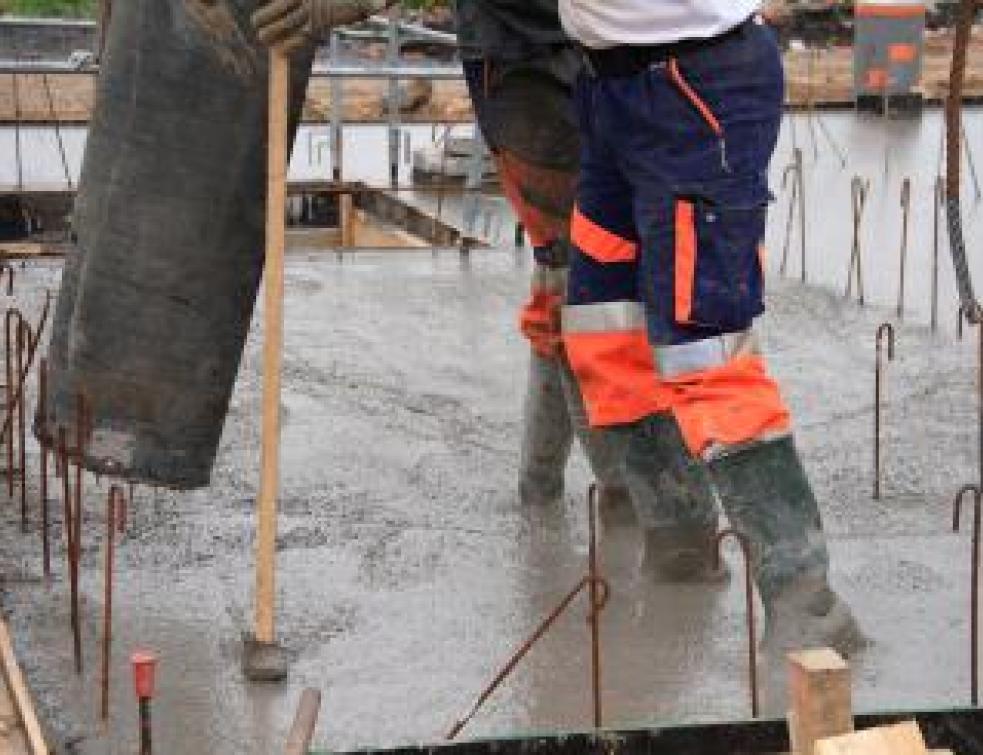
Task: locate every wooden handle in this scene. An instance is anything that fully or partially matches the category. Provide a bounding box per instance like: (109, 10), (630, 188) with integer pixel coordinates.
(255, 50), (289, 645)
(284, 688), (322, 755)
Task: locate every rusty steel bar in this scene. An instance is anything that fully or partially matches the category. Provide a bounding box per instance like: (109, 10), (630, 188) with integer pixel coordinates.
(714, 529), (758, 718)
(796, 148), (807, 283)
(953, 484), (982, 706)
(587, 484), (603, 729)
(874, 323), (896, 500)
(897, 178), (911, 319)
(780, 157), (800, 278)
(0, 263), (14, 296)
(933, 177), (944, 333)
(102, 485), (123, 721)
(5, 308), (20, 500)
(59, 425), (82, 675)
(16, 321), (28, 532)
(846, 177), (869, 306)
(0, 292), (51, 449)
(446, 486), (611, 741)
(38, 358), (50, 580)
(962, 120), (982, 204)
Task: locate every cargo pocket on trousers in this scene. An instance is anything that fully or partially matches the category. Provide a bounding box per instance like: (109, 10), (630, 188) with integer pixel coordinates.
(672, 185), (770, 331)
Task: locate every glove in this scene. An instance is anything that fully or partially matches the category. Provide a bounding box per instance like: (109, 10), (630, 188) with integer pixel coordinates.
(252, 0), (393, 53)
(520, 290), (564, 359)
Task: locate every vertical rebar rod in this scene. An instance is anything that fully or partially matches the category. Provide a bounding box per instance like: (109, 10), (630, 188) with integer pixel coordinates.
(796, 147), (807, 283)
(5, 310), (15, 499)
(16, 324), (26, 532)
(846, 177), (868, 305)
(954, 484), (981, 706)
(102, 486), (121, 721)
(39, 358), (50, 579)
(714, 530), (757, 717)
(587, 485), (602, 729)
(41, 73), (73, 190)
(897, 179), (911, 319)
(874, 323), (896, 500)
(60, 426), (82, 674)
(330, 32), (344, 182)
(780, 160), (799, 277)
(12, 72), (23, 192)
(387, 8), (400, 188)
(962, 119), (982, 203)
(933, 177), (944, 333)
(139, 698), (152, 755)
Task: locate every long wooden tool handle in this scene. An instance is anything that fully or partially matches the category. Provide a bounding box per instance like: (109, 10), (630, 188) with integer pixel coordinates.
(255, 50), (289, 645)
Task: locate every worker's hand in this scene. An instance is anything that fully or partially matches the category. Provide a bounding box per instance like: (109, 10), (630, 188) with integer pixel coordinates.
(520, 290), (564, 359)
(252, 0), (394, 53)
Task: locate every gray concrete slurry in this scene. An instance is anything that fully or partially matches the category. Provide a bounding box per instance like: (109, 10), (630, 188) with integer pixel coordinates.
(0, 249), (980, 754)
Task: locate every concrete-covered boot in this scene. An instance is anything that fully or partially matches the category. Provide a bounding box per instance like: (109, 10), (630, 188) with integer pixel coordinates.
(518, 352), (573, 506)
(708, 435), (866, 714)
(625, 414), (726, 584)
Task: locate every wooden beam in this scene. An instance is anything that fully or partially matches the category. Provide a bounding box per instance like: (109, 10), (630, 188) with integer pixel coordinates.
(284, 688), (322, 755)
(0, 615), (48, 754)
(788, 648), (853, 755)
(340, 193), (355, 247)
(815, 721), (928, 755)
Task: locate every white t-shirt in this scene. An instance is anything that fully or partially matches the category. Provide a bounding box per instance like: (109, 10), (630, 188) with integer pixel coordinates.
(559, 0), (761, 49)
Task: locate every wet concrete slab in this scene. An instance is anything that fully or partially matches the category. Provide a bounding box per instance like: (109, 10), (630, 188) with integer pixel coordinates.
(0, 248), (980, 754)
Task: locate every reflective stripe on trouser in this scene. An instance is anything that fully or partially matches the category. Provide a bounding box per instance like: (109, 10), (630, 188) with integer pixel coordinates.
(562, 301), (791, 459)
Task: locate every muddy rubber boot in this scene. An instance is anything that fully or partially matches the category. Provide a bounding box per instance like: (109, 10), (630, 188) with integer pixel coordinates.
(708, 436), (867, 715)
(623, 415), (726, 584)
(518, 352), (574, 506)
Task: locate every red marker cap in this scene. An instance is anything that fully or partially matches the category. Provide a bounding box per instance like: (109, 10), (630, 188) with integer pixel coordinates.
(131, 650), (158, 699)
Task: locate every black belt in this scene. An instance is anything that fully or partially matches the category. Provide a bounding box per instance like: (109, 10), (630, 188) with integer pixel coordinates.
(581, 16), (755, 79)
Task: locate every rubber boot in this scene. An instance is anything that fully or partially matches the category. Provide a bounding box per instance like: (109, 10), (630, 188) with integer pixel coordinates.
(708, 435), (866, 715)
(556, 361), (634, 527)
(623, 414), (726, 584)
(518, 351), (574, 506)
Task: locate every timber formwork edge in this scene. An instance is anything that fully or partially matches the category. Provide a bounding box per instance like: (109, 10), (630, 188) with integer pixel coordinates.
(0, 612), (49, 755)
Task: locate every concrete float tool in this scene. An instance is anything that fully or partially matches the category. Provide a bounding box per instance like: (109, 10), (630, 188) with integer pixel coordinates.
(243, 48), (291, 683)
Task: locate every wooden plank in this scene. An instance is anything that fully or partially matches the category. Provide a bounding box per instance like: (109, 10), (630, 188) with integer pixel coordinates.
(788, 648), (854, 755)
(815, 721), (928, 755)
(284, 688), (322, 755)
(0, 615), (48, 754)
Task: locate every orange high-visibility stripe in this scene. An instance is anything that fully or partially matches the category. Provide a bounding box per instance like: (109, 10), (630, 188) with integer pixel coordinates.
(888, 43), (918, 63)
(571, 206), (639, 263)
(855, 4), (925, 18)
(668, 59), (723, 138)
(666, 355), (792, 457)
(563, 329), (670, 426)
(674, 199), (697, 324)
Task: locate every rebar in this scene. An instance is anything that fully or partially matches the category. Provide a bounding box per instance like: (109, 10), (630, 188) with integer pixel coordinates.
(846, 176), (869, 305)
(15, 321), (29, 533)
(0, 291), (51, 448)
(713, 529), (757, 717)
(780, 156), (800, 278)
(102, 485), (123, 721)
(59, 426), (82, 675)
(897, 178), (911, 319)
(874, 323), (896, 500)
(953, 483), (982, 706)
(797, 147), (807, 283)
(446, 486), (610, 740)
(962, 120), (982, 203)
(0, 263), (14, 296)
(12, 71), (23, 192)
(40, 72), (73, 190)
(933, 177), (944, 333)
(38, 358), (50, 580)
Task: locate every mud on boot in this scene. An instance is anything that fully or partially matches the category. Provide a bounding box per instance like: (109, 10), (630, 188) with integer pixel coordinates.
(640, 523), (730, 584)
(757, 577), (868, 715)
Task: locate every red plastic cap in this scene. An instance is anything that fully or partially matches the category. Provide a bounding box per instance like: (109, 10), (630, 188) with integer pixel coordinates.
(131, 650), (158, 699)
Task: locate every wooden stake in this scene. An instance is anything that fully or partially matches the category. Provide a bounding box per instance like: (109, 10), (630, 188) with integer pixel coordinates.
(284, 688), (322, 755)
(0, 615), (48, 754)
(788, 647), (853, 755)
(255, 50), (289, 647)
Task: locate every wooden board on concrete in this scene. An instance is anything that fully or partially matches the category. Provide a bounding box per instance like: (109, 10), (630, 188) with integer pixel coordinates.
(0, 615), (47, 754)
(788, 648), (854, 755)
(816, 721), (928, 755)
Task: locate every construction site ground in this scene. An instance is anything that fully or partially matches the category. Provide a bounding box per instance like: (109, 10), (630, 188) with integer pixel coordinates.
(0, 242), (978, 752)
(5, 27), (983, 125)
(1, 109), (983, 754)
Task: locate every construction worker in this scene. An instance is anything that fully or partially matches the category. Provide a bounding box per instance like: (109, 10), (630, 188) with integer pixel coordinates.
(253, 0), (729, 583)
(554, 1), (866, 707)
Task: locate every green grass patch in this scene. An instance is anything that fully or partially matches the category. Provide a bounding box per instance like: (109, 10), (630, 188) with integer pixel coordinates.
(3, 0), (96, 18)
